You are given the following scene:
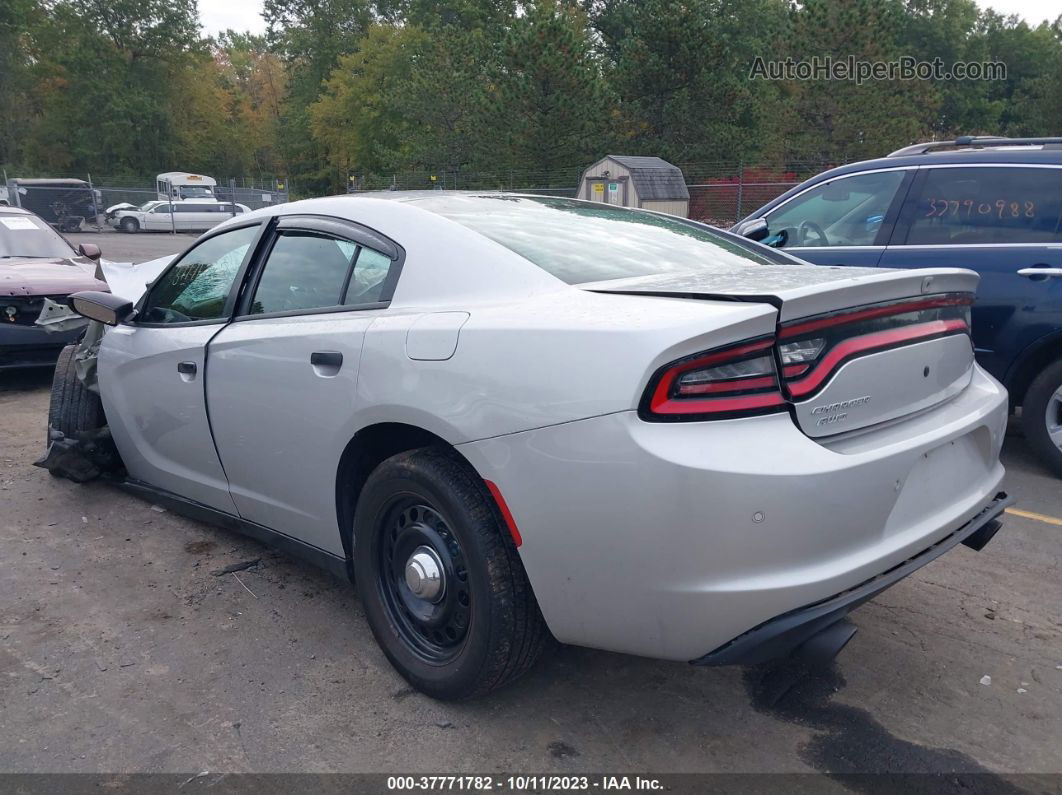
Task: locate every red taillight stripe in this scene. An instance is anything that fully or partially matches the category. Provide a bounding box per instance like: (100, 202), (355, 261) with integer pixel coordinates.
(787, 318), (969, 398)
(779, 295), (973, 339)
(485, 480), (522, 548)
(676, 375), (777, 395)
(650, 392), (786, 415)
(649, 338), (776, 413)
(664, 338), (775, 371)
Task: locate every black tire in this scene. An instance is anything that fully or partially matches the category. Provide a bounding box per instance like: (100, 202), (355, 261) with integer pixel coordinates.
(353, 447), (548, 700)
(48, 343), (104, 443)
(120, 217), (139, 233)
(1022, 359), (1062, 478)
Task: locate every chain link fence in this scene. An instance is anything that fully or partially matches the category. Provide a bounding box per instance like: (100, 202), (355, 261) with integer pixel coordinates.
(1, 172), (289, 233)
(2, 160), (846, 233)
(343, 159), (847, 227)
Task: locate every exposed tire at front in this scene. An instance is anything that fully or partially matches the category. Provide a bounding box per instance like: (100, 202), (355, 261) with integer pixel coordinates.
(120, 217), (139, 233)
(48, 343), (103, 442)
(1022, 359), (1062, 478)
(353, 447), (548, 700)
(40, 343), (109, 481)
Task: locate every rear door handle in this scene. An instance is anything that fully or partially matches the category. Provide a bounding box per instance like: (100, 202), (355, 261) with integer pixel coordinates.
(310, 351), (343, 368)
(177, 361), (197, 375)
(1017, 267), (1062, 279)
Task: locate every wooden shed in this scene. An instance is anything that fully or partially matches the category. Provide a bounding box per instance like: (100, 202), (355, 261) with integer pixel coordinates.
(576, 155), (690, 217)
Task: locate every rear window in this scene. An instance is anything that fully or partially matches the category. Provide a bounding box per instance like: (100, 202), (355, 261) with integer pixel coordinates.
(413, 195), (784, 284)
(905, 167), (1062, 245)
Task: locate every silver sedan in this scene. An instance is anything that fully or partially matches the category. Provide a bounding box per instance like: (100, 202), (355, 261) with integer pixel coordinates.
(43, 193), (1011, 699)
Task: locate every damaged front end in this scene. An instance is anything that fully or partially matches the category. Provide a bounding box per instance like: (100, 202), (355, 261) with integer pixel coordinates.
(38, 424), (122, 482)
(33, 318), (124, 482)
(32, 254), (173, 482)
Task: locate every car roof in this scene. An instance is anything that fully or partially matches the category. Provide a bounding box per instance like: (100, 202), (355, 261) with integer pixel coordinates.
(812, 147), (1062, 180)
(0, 205), (34, 215)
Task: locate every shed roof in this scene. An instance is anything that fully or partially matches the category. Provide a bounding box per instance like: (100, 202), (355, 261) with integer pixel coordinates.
(605, 156), (689, 201)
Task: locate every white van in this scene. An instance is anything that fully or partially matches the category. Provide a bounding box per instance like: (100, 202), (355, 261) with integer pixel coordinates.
(109, 200), (250, 233)
(157, 172), (217, 201)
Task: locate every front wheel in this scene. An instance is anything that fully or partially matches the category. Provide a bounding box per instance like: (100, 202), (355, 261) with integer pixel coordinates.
(120, 217), (139, 233)
(353, 447), (548, 700)
(1022, 359), (1062, 478)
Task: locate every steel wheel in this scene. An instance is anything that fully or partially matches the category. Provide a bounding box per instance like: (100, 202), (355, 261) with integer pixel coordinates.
(377, 498), (471, 664)
(354, 447), (548, 699)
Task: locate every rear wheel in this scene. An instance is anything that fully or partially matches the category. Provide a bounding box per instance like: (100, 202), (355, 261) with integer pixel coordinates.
(353, 447), (547, 700)
(120, 217), (139, 233)
(1022, 359), (1062, 478)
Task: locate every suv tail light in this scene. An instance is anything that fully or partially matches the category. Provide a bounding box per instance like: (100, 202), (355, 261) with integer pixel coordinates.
(640, 337), (786, 421)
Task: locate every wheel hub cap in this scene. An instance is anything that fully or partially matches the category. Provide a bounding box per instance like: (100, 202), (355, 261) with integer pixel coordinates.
(1047, 387), (1062, 452)
(405, 546), (444, 602)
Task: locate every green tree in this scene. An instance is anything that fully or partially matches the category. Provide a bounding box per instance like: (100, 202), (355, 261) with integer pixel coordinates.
(484, 0), (614, 176)
(0, 0), (42, 168)
(19, 0), (203, 175)
(309, 24), (427, 179)
(591, 0), (788, 164)
(783, 0), (937, 161)
(264, 0), (374, 191)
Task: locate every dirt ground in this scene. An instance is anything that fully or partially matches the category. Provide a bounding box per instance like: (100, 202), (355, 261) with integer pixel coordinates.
(0, 230), (1060, 781)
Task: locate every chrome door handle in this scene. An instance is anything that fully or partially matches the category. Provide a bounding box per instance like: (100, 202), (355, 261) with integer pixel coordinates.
(1017, 267), (1062, 279)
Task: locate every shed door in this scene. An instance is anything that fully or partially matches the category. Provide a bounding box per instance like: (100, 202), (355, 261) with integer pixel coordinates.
(586, 178), (608, 203)
(585, 177), (627, 205)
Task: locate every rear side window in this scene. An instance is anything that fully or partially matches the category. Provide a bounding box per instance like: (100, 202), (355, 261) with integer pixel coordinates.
(904, 167), (1062, 245)
(249, 232), (355, 315)
(343, 247), (393, 305)
(247, 231), (397, 315)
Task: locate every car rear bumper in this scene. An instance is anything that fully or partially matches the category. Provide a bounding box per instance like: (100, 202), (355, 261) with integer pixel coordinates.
(691, 490), (1011, 665)
(458, 365), (1009, 661)
(0, 324), (82, 369)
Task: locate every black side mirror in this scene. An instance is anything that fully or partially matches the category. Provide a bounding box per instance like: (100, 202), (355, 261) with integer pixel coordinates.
(77, 242), (102, 261)
(733, 217), (770, 242)
(68, 291), (134, 326)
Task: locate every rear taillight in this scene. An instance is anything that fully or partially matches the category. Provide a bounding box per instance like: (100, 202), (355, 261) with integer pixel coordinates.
(639, 292), (974, 423)
(640, 337), (786, 421)
(778, 293), (973, 401)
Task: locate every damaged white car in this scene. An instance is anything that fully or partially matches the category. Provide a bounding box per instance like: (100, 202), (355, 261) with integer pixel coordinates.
(41, 193), (1011, 700)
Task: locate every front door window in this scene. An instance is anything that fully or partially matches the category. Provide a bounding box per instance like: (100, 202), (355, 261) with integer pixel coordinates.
(766, 170), (908, 248)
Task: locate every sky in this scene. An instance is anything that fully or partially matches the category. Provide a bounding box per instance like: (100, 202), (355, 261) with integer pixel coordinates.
(196, 0), (1059, 38)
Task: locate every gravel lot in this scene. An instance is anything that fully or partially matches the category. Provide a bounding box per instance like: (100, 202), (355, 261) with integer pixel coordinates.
(1, 229), (1060, 779)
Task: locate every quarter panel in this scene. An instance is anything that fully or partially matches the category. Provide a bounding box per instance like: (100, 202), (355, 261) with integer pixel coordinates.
(355, 291), (778, 443)
(459, 366), (1007, 659)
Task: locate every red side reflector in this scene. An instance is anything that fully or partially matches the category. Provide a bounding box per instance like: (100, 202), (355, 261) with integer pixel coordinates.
(485, 480), (522, 547)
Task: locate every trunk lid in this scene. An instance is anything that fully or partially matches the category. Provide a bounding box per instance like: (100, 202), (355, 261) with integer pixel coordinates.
(585, 266), (979, 437)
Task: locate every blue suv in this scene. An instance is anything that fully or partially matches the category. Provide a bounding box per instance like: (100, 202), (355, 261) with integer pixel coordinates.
(734, 137), (1062, 475)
